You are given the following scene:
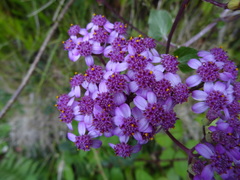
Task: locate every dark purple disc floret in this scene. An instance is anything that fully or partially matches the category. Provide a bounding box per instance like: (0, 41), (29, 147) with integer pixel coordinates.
(92, 27), (109, 43)
(106, 73), (127, 93)
(78, 96), (94, 115)
(75, 135), (93, 151)
(92, 14), (107, 26)
(113, 142), (133, 158)
(63, 39), (76, 51)
(70, 74), (85, 87)
(161, 54), (179, 73)
(196, 62), (219, 82)
(93, 112), (113, 133)
(85, 65), (104, 84)
(114, 22), (127, 34)
(127, 54), (150, 72)
(68, 25), (81, 36)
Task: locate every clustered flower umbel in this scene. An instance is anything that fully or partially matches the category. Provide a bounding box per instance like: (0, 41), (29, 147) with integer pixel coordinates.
(56, 14), (240, 179)
(187, 48), (240, 180)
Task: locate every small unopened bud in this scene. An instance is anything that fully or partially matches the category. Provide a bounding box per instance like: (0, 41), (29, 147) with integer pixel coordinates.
(228, 0), (240, 10)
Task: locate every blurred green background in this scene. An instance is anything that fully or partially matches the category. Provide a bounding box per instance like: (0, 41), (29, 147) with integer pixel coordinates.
(0, 0), (239, 179)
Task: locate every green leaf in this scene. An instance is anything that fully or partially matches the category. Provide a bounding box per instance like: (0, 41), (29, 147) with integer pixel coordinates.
(110, 168), (124, 180)
(173, 47), (198, 73)
(135, 169), (153, 180)
(167, 169), (180, 180)
(173, 151), (188, 179)
(155, 133), (173, 147)
(148, 9), (172, 40)
(160, 148), (175, 167)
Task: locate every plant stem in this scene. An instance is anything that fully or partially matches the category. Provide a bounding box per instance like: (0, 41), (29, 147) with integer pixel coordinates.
(202, 0), (228, 9)
(165, 130), (192, 157)
(166, 0), (191, 54)
(93, 149), (108, 180)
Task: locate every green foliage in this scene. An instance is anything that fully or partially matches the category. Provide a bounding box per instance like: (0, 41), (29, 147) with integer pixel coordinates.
(173, 47), (199, 73)
(148, 9), (172, 40)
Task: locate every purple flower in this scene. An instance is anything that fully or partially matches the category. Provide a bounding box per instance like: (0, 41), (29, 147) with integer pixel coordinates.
(87, 14), (114, 32)
(109, 142), (141, 158)
(195, 143), (234, 179)
(68, 24), (81, 37)
(192, 82), (233, 114)
(113, 103), (152, 142)
(160, 54), (179, 73)
(68, 132), (102, 151)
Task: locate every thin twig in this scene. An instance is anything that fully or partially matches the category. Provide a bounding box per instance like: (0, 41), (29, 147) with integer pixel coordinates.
(166, 0), (191, 54)
(183, 22), (217, 47)
(202, 0), (228, 9)
(0, 0), (75, 119)
(183, 10), (240, 46)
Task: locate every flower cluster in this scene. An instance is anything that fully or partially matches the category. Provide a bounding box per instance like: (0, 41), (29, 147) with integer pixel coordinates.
(56, 14), (189, 157)
(56, 14), (240, 179)
(187, 48), (240, 180)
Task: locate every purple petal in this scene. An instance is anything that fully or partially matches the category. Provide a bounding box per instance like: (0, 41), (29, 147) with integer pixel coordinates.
(138, 118), (149, 131)
(75, 115), (84, 121)
(119, 135), (129, 143)
(113, 92), (126, 105)
(109, 143), (116, 149)
(104, 70), (114, 79)
(201, 164), (213, 180)
(188, 59), (201, 69)
(67, 97), (75, 106)
(104, 21), (114, 30)
(74, 86), (81, 98)
(192, 102), (208, 114)
(113, 127), (123, 136)
(219, 72), (233, 81)
(152, 56), (161, 63)
(165, 73), (181, 86)
(151, 48), (159, 57)
(132, 144), (142, 153)
(92, 139), (102, 148)
(186, 75), (202, 87)
(113, 116), (124, 126)
(78, 122), (86, 135)
(108, 31), (118, 43)
(147, 92), (157, 104)
(128, 44), (135, 55)
(115, 62), (128, 72)
(84, 114), (93, 124)
(68, 51), (80, 62)
(192, 90), (208, 101)
(213, 81), (226, 92)
(153, 70), (164, 81)
(67, 133), (76, 142)
(98, 82), (107, 93)
(134, 96), (148, 110)
(195, 144), (214, 159)
(85, 55), (94, 66)
(132, 107), (143, 119)
(66, 123), (73, 130)
(88, 83), (98, 93)
(203, 82), (213, 93)
(129, 81), (139, 92)
(92, 43), (103, 54)
(198, 50), (210, 57)
(119, 103), (131, 118)
(103, 46), (112, 57)
(133, 132), (143, 141)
